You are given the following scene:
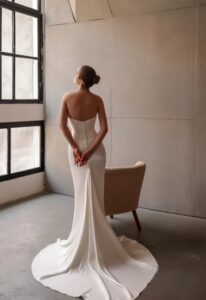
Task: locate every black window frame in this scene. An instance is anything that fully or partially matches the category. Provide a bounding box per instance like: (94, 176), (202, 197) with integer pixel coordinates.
(0, 0), (43, 103)
(0, 120), (44, 181)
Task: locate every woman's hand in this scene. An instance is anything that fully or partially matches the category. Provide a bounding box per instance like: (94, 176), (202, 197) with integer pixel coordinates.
(72, 147), (82, 166)
(78, 149), (93, 166)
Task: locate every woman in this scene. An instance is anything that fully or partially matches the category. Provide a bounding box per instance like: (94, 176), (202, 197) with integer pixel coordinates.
(58, 65), (108, 168)
(31, 65), (159, 300)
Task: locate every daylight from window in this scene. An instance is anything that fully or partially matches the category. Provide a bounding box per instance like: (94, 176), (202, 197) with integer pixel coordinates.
(0, 0), (43, 180)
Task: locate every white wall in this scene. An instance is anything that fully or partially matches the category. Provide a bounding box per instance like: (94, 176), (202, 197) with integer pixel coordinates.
(44, 0), (206, 218)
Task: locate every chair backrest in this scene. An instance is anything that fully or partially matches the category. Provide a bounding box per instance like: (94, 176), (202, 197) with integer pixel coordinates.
(104, 161), (146, 215)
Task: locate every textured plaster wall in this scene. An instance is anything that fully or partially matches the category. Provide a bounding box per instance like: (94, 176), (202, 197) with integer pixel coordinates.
(44, 0), (206, 218)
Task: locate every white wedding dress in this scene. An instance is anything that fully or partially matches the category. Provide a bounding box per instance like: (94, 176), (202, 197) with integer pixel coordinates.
(31, 114), (159, 300)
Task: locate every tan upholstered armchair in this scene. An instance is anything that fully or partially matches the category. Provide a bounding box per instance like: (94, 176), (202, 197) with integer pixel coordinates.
(104, 161), (146, 232)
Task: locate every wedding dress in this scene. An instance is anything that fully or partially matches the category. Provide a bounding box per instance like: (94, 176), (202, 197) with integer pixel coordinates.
(31, 114), (159, 300)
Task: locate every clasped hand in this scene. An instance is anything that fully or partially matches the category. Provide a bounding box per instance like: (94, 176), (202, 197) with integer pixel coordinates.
(73, 148), (92, 166)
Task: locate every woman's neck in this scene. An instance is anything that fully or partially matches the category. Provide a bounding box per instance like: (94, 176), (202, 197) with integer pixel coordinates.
(79, 85), (89, 91)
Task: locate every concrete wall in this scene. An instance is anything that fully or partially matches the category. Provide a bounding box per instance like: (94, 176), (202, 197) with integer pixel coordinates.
(45, 0), (206, 218)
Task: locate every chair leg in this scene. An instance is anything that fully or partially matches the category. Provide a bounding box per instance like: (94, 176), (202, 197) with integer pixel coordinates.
(132, 210), (142, 232)
(110, 214), (114, 219)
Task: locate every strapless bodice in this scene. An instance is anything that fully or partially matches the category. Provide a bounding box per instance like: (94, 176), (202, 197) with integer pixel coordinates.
(67, 115), (98, 152)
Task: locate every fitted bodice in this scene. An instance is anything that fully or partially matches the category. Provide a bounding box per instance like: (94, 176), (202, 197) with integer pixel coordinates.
(67, 115), (98, 152)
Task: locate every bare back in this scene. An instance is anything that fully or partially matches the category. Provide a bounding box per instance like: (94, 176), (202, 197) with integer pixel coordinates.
(59, 89), (108, 133)
(65, 90), (100, 121)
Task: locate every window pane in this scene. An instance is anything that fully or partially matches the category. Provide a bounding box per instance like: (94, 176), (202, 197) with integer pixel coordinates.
(16, 12), (38, 57)
(2, 55), (13, 99)
(11, 126), (40, 173)
(0, 129), (8, 175)
(2, 8), (13, 53)
(15, 0), (38, 10)
(15, 58), (38, 99)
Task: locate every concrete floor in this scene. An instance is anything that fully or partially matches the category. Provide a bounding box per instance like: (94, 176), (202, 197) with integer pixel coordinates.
(0, 192), (206, 300)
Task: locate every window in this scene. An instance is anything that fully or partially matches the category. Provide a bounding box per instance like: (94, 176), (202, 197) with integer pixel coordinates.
(0, 120), (44, 181)
(0, 1), (44, 181)
(0, 0), (43, 103)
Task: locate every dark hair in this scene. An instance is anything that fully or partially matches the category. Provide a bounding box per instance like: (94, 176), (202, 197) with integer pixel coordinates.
(78, 65), (100, 88)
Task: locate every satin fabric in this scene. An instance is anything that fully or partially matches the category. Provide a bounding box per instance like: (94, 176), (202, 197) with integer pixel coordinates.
(31, 115), (159, 299)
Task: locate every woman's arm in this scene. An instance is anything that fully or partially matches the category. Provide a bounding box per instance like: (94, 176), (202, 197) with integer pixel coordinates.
(58, 93), (79, 151)
(82, 97), (108, 160)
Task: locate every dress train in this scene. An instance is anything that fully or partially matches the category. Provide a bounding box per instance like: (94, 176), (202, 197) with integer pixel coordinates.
(31, 115), (159, 299)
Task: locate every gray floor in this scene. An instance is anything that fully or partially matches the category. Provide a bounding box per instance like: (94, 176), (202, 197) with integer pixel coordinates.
(0, 191), (206, 300)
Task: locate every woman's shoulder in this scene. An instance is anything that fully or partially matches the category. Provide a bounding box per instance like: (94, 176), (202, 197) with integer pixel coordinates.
(63, 90), (102, 105)
(63, 90), (76, 98)
(89, 92), (102, 102)
(61, 91), (78, 104)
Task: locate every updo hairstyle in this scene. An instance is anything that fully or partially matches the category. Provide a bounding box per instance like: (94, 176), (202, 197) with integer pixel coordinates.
(78, 65), (100, 88)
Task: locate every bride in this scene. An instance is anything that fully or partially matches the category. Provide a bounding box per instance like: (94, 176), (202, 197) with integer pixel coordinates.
(31, 65), (159, 300)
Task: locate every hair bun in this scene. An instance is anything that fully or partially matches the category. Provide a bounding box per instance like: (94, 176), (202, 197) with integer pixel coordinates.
(93, 74), (100, 84)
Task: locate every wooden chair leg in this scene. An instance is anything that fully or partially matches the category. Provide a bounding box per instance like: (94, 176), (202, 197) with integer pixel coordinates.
(110, 214), (114, 219)
(132, 210), (142, 232)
